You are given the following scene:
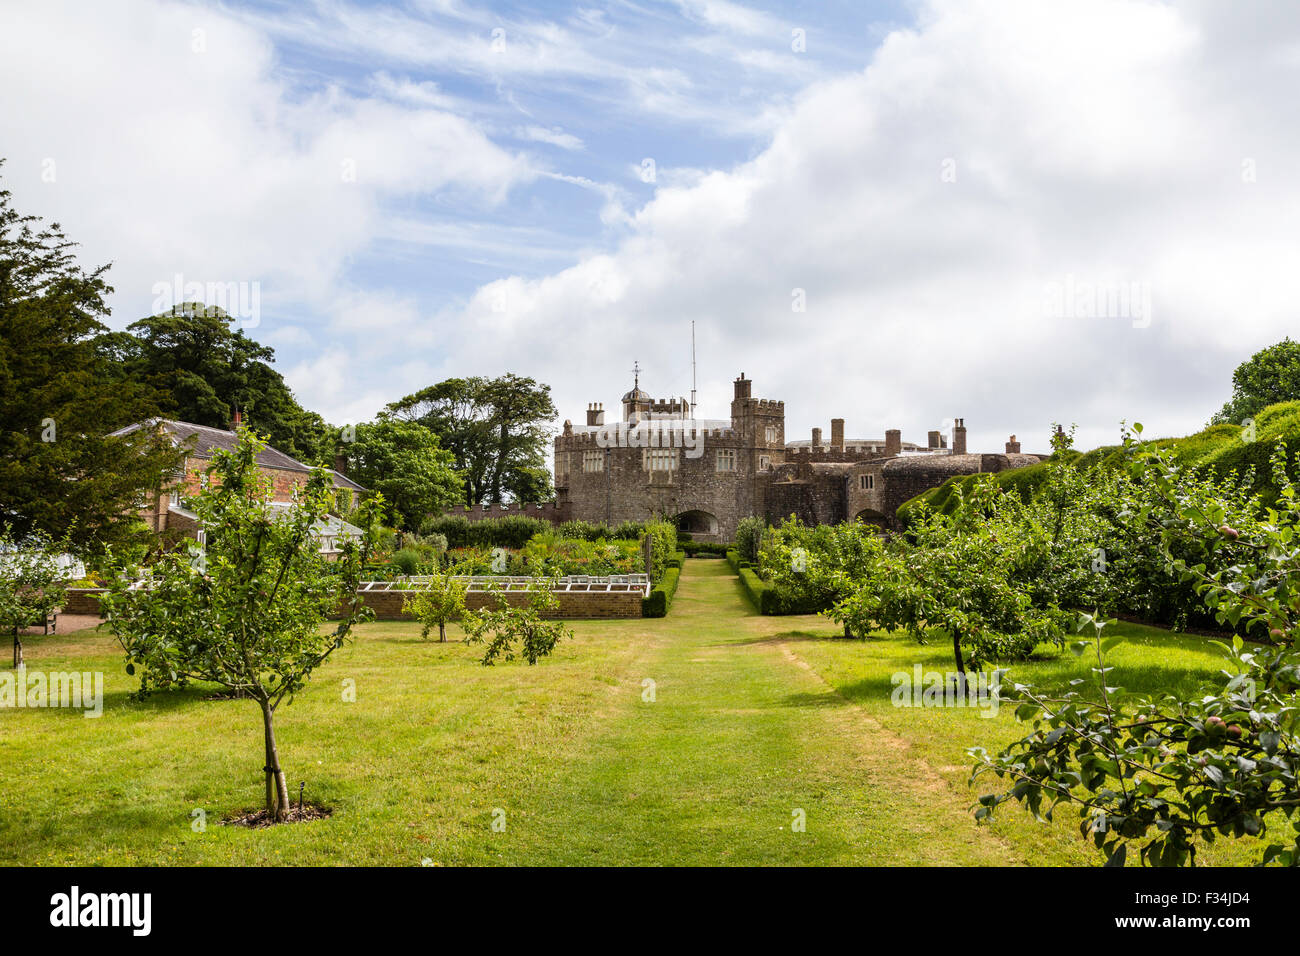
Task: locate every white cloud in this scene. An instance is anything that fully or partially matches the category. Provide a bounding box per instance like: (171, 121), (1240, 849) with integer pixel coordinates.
(425, 0), (1300, 454)
(0, 0), (532, 325)
(514, 125), (585, 150)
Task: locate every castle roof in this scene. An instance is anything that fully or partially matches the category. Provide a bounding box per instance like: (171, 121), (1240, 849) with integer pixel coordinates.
(621, 387), (652, 403)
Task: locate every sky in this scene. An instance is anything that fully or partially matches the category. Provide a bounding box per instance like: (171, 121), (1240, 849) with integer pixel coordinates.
(3, 0), (1300, 456)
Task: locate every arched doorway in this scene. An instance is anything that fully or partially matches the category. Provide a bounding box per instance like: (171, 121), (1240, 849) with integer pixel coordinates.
(676, 509), (720, 541)
(852, 509), (888, 530)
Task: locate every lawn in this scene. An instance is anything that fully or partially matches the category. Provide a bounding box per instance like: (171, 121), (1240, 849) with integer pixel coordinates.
(0, 560), (1264, 865)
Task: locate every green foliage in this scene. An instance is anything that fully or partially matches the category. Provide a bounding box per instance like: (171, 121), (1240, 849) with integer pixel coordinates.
(972, 431), (1300, 866)
(403, 568), (468, 642)
(555, 519), (645, 541)
(420, 515), (553, 550)
(1212, 337), (1300, 426)
(443, 534), (642, 576)
(734, 516), (766, 564)
(343, 418), (463, 529)
(461, 578), (571, 665)
(108, 303), (333, 464)
(0, 528), (70, 667)
(641, 565), (681, 617)
(98, 428), (380, 821)
(386, 374), (556, 507)
(0, 170), (185, 553)
(757, 517), (886, 618)
(641, 519), (678, 583)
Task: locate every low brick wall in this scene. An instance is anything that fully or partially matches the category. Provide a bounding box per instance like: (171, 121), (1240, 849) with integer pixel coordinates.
(62, 588), (107, 616)
(58, 585), (644, 622)
(344, 588), (644, 621)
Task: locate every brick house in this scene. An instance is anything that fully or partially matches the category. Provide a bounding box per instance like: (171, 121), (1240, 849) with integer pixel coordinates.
(110, 417), (367, 556)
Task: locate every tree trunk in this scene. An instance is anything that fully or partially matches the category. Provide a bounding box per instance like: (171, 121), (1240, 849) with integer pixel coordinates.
(843, 621), (853, 639)
(439, 621), (446, 642)
(952, 632), (968, 700)
(260, 699), (291, 820)
(12, 627), (21, 668)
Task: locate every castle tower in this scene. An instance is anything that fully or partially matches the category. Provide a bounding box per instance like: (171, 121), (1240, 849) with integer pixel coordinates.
(622, 362), (651, 424)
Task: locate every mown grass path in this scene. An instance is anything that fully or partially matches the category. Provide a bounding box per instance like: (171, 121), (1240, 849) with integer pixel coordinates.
(481, 559), (1020, 865)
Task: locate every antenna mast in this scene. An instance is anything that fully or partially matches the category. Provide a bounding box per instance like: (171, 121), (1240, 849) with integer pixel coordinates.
(690, 321), (697, 418)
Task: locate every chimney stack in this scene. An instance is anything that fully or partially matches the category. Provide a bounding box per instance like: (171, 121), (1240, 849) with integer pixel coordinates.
(231, 409), (242, 431)
(830, 418), (844, 451)
(334, 452), (348, 476)
(927, 430), (941, 449)
(811, 427), (822, 449)
(734, 373), (752, 400)
(885, 429), (902, 457)
(953, 418), (967, 455)
(1005, 434), (1021, 454)
(586, 403), (605, 427)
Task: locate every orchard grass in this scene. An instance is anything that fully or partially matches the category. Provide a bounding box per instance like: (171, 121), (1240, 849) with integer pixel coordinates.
(0, 561), (1260, 865)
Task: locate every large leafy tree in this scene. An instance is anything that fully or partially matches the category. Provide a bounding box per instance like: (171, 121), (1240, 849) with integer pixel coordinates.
(1212, 337), (1300, 425)
(100, 430), (380, 822)
(0, 167), (182, 553)
(342, 418), (463, 529)
(106, 304), (333, 464)
(386, 374), (555, 507)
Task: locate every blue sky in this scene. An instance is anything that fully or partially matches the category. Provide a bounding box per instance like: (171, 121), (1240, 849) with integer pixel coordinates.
(4, 0), (1300, 454)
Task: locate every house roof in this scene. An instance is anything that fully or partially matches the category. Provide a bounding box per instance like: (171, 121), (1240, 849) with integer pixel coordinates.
(110, 419), (367, 493)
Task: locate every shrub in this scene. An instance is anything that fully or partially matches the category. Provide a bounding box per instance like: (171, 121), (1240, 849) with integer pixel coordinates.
(420, 515), (551, 549)
(734, 516), (765, 564)
(641, 519), (678, 583)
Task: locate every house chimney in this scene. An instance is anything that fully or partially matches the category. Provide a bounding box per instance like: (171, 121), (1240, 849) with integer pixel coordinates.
(885, 429), (902, 457)
(953, 418), (967, 455)
(811, 427), (822, 449)
(334, 452), (348, 476)
(734, 373), (751, 400)
(927, 430), (941, 449)
(1005, 434), (1021, 454)
(830, 418), (844, 451)
(586, 403), (605, 427)
(231, 409), (242, 431)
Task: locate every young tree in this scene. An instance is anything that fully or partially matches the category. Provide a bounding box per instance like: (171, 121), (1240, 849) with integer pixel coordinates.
(0, 529), (69, 667)
(100, 429), (380, 821)
(342, 418), (463, 529)
(0, 163), (183, 553)
(404, 566), (468, 642)
(462, 579), (570, 665)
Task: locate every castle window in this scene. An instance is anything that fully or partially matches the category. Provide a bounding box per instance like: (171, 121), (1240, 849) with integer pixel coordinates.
(759, 455), (771, 470)
(716, 449), (736, 473)
(582, 450), (604, 473)
(860, 474), (875, 491)
(643, 449), (679, 472)
(765, 426), (778, 443)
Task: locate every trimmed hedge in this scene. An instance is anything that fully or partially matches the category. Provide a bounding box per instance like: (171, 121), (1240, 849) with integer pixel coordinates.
(682, 540), (729, 557)
(737, 567), (775, 613)
(642, 565), (682, 618)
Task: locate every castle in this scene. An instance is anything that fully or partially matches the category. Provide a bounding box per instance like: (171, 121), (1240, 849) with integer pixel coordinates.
(450, 372), (1045, 541)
